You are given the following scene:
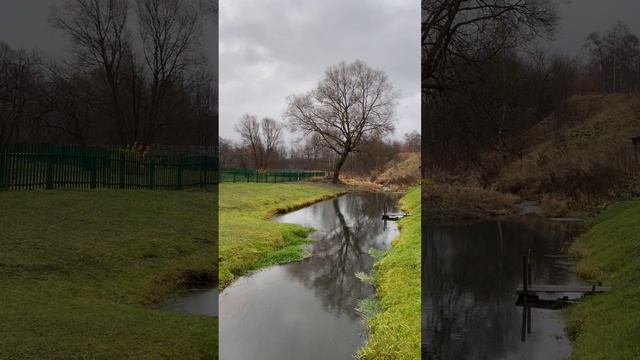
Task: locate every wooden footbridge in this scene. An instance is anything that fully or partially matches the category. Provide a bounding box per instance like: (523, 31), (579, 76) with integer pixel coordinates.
(516, 284), (611, 298)
(516, 250), (611, 342)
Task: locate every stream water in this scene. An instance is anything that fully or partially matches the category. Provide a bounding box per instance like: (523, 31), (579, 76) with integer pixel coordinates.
(160, 288), (218, 316)
(423, 215), (585, 360)
(219, 193), (400, 360)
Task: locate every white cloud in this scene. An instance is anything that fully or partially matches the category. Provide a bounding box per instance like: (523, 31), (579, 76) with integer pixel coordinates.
(219, 0), (421, 141)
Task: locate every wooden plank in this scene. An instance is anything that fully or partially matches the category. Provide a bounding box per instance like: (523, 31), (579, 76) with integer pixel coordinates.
(517, 284), (611, 293)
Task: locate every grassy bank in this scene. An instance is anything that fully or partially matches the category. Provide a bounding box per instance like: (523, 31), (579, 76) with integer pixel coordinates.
(423, 181), (519, 220)
(0, 190), (217, 358)
(218, 183), (343, 288)
(566, 199), (640, 359)
(359, 187), (421, 360)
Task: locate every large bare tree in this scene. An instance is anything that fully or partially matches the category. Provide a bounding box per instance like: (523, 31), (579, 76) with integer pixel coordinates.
(286, 60), (397, 184)
(136, 0), (203, 143)
(51, 0), (131, 142)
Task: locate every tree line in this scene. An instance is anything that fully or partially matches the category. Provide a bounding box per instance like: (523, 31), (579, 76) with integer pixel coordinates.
(422, 0), (640, 178)
(0, 0), (217, 148)
(220, 127), (420, 176)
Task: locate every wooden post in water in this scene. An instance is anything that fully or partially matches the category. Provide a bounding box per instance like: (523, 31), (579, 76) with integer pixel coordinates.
(521, 255), (528, 342)
(527, 249), (532, 334)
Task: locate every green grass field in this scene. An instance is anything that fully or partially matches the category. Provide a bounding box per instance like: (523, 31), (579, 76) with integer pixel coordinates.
(567, 199), (640, 359)
(359, 187), (421, 360)
(0, 190), (217, 359)
(218, 182), (343, 288)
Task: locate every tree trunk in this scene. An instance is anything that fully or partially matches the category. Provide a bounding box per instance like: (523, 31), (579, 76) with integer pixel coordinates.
(332, 152), (348, 184)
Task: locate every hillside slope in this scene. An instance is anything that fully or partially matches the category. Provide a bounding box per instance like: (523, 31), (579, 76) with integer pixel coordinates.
(375, 152), (421, 190)
(496, 93), (640, 215)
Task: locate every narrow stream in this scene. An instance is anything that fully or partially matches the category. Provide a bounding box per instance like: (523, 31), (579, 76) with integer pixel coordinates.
(219, 193), (400, 360)
(423, 215), (585, 360)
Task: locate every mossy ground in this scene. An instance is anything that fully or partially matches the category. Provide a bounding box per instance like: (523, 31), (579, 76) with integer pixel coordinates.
(0, 189), (218, 358)
(566, 198), (640, 359)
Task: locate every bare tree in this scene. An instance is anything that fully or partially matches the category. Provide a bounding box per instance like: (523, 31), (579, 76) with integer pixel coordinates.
(219, 136), (233, 168)
(51, 0), (131, 142)
(0, 43), (41, 144)
(261, 117), (282, 168)
(584, 22), (640, 92)
(235, 114), (263, 168)
(286, 60), (397, 183)
(136, 0), (203, 143)
(403, 131), (422, 152)
(37, 64), (95, 144)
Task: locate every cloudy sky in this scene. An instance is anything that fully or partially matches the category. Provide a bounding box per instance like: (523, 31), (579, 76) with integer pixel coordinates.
(219, 0), (421, 141)
(3, 1), (640, 142)
(0, 1), (217, 72)
(547, 0), (640, 55)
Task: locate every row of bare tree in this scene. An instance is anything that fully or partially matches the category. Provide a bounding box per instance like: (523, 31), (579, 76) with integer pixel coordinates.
(422, 0), (640, 177)
(220, 129), (420, 175)
(0, 0), (217, 147)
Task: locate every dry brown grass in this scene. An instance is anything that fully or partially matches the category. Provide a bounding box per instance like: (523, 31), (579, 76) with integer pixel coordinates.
(496, 93), (640, 214)
(423, 181), (519, 220)
(374, 152), (421, 190)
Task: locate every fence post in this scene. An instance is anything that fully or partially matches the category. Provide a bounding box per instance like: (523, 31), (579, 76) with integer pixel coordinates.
(119, 152), (125, 189)
(0, 146), (5, 190)
(45, 146), (55, 190)
(176, 155), (183, 190)
(148, 161), (155, 189)
(90, 151), (97, 189)
(201, 157), (206, 188)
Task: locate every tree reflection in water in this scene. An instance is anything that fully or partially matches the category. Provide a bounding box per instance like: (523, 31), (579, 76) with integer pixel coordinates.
(286, 193), (400, 321)
(423, 216), (583, 360)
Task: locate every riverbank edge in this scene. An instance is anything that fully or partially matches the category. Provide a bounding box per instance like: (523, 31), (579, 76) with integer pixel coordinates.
(358, 186), (421, 360)
(423, 181), (520, 220)
(565, 198), (640, 359)
(219, 183), (346, 289)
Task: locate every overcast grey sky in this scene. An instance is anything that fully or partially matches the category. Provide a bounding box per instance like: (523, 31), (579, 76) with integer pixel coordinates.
(3, 1), (640, 142)
(219, 0), (421, 141)
(0, 1), (217, 72)
(546, 0), (640, 55)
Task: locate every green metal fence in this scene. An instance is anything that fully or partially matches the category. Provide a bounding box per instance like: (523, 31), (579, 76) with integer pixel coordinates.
(0, 144), (218, 190)
(219, 168), (325, 183)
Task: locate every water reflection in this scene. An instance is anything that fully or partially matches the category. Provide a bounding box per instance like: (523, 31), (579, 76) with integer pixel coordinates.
(160, 288), (218, 316)
(220, 193), (400, 360)
(285, 195), (398, 320)
(423, 216), (584, 360)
